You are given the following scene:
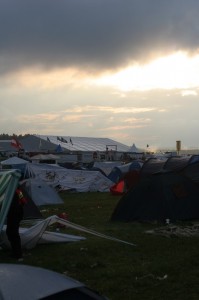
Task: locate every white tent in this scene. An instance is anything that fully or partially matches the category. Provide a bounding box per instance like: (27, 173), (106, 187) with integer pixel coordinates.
(0, 157), (29, 165)
(0, 157), (29, 175)
(22, 177), (64, 206)
(128, 143), (140, 153)
(28, 163), (114, 192)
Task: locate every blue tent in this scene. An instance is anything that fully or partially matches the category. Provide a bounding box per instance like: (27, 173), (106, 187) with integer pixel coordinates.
(108, 161), (143, 183)
(55, 144), (63, 153)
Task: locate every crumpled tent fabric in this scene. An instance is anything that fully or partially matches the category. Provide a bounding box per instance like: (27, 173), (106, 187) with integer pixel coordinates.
(1, 215), (135, 249)
(1, 216), (86, 249)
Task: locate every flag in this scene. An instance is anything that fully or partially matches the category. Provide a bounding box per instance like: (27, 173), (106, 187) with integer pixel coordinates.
(11, 138), (23, 150)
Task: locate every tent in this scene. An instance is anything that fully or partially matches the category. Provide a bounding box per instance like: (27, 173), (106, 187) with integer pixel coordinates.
(0, 156), (28, 165)
(128, 143), (140, 153)
(181, 161), (199, 185)
(28, 163), (114, 192)
(110, 170), (140, 195)
(111, 171), (199, 222)
(21, 185), (43, 219)
(140, 155), (199, 178)
(21, 178), (64, 206)
(0, 264), (108, 299)
(110, 180), (126, 195)
(92, 161), (122, 176)
(0, 156), (29, 174)
(108, 161), (143, 183)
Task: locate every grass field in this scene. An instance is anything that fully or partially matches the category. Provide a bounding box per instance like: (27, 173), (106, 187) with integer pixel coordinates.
(1, 192), (199, 300)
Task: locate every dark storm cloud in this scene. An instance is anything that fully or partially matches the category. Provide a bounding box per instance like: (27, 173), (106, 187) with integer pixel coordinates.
(1, 0), (199, 74)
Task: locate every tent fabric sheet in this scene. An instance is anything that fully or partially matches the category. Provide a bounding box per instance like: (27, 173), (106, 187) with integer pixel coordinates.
(1, 216), (86, 249)
(28, 163), (114, 192)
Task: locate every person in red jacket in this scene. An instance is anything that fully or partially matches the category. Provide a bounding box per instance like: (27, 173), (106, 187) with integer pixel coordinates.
(6, 185), (27, 261)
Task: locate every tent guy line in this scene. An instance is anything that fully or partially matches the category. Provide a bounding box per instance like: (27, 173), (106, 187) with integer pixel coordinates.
(52, 216), (137, 247)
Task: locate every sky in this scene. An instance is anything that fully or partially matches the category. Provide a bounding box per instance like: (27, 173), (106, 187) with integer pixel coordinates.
(1, 0), (199, 151)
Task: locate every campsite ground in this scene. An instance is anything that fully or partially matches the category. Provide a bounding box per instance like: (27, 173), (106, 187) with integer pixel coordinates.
(1, 192), (199, 300)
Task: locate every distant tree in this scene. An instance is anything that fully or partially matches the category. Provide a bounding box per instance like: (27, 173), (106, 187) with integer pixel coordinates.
(0, 134), (11, 140)
(0, 133), (32, 140)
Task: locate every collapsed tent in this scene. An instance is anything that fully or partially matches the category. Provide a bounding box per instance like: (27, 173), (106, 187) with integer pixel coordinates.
(28, 163), (114, 192)
(1, 215), (135, 249)
(1, 216), (86, 249)
(111, 171), (199, 222)
(0, 264), (108, 300)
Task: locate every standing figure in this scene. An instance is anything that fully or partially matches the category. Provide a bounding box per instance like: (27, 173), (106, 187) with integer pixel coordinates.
(6, 185), (27, 260)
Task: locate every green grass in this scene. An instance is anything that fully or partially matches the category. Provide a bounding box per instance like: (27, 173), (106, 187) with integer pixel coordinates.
(1, 192), (199, 300)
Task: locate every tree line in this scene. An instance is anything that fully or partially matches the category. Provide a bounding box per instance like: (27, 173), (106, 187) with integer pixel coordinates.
(0, 134), (31, 140)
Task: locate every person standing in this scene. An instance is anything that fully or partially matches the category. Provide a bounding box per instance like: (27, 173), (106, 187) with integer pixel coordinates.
(6, 185), (27, 261)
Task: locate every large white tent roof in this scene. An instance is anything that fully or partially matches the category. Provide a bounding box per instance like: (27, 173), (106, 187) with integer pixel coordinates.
(36, 135), (130, 152)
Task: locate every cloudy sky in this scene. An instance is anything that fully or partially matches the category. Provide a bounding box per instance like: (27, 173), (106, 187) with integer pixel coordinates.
(1, 0), (199, 150)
